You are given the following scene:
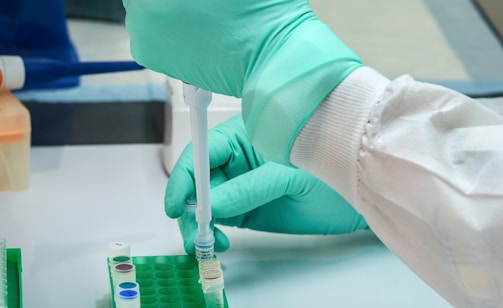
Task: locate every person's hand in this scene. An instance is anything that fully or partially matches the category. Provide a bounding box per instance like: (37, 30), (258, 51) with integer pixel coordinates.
(123, 0), (362, 165)
(165, 116), (368, 254)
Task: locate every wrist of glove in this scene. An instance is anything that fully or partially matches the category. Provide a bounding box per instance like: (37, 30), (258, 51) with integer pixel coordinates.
(165, 116), (368, 254)
(290, 66), (391, 205)
(243, 20), (362, 165)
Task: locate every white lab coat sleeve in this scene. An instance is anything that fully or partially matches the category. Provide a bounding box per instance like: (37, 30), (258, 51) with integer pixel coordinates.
(290, 66), (503, 307)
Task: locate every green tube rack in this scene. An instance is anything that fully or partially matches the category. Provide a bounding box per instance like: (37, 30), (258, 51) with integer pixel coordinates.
(108, 254), (229, 308)
(7, 248), (23, 308)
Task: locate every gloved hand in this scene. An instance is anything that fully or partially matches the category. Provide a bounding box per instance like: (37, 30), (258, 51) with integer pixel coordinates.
(165, 116), (368, 254)
(123, 0), (362, 165)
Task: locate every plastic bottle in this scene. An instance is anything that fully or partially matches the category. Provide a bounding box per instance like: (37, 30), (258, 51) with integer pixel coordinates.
(0, 90), (31, 191)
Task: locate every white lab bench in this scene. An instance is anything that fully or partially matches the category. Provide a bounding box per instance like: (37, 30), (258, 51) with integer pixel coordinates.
(0, 144), (451, 308)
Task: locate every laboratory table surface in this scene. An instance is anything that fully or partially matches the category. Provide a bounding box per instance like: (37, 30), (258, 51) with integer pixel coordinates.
(0, 144), (451, 308)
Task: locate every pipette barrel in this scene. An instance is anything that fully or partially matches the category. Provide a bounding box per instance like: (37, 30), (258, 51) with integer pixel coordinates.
(183, 83), (215, 260)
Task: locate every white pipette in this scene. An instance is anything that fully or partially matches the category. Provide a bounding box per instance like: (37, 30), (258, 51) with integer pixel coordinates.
(183, 82), (215, 261)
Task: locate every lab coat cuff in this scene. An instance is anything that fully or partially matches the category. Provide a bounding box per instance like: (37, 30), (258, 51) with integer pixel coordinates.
(290, 66), (390, 204)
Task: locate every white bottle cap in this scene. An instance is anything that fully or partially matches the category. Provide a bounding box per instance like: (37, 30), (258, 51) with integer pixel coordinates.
(108, 241), (131, 259)
(0, 56), (25, 90)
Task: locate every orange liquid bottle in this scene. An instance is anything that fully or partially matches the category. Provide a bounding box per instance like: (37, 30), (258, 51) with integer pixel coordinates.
(0, 90), (31, 191)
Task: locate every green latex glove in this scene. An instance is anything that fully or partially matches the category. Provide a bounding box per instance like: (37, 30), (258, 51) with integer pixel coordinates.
(165, 116), (368, 254)
(123, 0), (362, 165)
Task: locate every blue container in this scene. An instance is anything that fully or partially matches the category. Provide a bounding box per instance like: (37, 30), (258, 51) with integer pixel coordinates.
(0, 0), (80, 89)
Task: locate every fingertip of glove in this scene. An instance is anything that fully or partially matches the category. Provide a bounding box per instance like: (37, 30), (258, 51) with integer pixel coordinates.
(184, 241), (196, 255)
(164, 190), (186, 218)
(165, 204), (184, 219)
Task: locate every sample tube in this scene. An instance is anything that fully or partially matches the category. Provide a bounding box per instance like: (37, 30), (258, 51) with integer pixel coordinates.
(112, 263), (136, 288)
(115, 281), (140, 305)
(111, 256), (133, 266)
(117, 281), (140, 295)
(0, 238), (7, 308)
(115, 289), (140, 308)
(108, 241), (131, 260)
(185, 198), (198, 213)
(198, 259), (225, 308)
(194, 231), (215, 261)
(108, 241), (132, 275)
(185, 199), (215, 261)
